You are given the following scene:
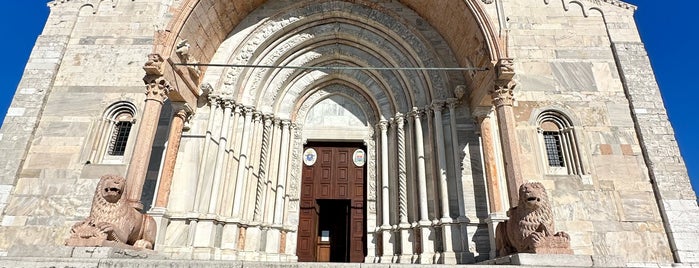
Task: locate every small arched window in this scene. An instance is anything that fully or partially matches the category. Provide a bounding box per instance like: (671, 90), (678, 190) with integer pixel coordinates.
(93, 101), (137, 164)
(537, 110), (585, 175)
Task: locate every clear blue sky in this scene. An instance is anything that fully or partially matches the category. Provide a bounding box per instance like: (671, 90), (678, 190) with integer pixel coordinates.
(0, 1), (697, 196)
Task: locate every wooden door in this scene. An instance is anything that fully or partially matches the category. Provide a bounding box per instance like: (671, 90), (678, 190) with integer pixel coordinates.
(296, 143), (366, 263)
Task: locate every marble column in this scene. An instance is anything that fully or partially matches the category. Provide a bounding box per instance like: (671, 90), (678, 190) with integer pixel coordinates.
(394, 113), (413, 263)
(378, 120), (394, 262)
(411, 108), (434, 264)
(208, 99), (234, 214)
(232, 107), (255, 219)
(447, 98), (472, 263)
(491, 80), (523, 207)
(267, 120), (291, 254)
(193, 95), (219, 212)
(153, 103), (191, 209)
(253, 115), (274, 223)
(475, 109), (503, 213)
(125, 76), (171, 210)
(431, 101), (456, 264)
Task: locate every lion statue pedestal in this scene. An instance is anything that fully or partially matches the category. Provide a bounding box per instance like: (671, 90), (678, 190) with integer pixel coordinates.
(495, 182), (572, 256)
(66, 175), (156, 250)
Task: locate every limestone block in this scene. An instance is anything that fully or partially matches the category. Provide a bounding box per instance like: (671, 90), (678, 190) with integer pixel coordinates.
(618, 191), (658, 222)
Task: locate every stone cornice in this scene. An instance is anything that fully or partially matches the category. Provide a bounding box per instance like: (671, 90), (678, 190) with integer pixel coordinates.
(543, 0), (637, 12)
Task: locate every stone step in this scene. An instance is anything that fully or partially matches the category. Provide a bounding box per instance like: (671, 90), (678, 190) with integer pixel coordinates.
(0, 257), (527, 268)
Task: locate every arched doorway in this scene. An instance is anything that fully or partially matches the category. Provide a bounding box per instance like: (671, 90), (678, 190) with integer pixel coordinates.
(153, 0), (509, 264)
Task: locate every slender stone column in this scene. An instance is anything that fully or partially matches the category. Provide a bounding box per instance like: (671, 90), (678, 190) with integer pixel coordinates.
(475, 109), (503, 213)
(448, 98), (473, 263)
(411, 108), (429, 222)
(126, 76), (171, 210)
(394, 113), (412, 263)
(411, 108), (434, 264)
(193, 96), (219, 212)
(232, 107), (255, 218)
(491, 80), (523, 207)
(431, 101), (450, 220)
(253, 115), (274, 222)
(273, 120), (292, 224)
(447, 99), (467, 218)
(377, 120), (394, 261)
(431, 101), (456, 263)
(207, 99), (234, 214)
(153, 103), (192, 209)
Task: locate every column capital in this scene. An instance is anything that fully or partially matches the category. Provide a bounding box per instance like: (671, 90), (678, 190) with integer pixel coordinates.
(408, 107), (423, 119)
(393, 113), (405, 126)
(221, 99), (235, 109)
(431, 100), (445, 112)
(377, 120), (389, 131)
(472, 107), (494, 121)
(144, 76), (172, 103)
(280, 120), (292, 128)
(253, 111), (263, 122)
(446, 98), (460, 109)
(490, 79), (517, 108)
(263, 114), (275, 126)
(172, 102), (193, 121)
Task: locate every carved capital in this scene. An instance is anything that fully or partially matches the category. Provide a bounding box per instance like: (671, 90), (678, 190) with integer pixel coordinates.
(281, 120), (292, 128)
(482, 0), (495, 4)
(431, 100), (445, 112)
(409, 107), (423, 119)
(491, 80), (517, 108)
(144, 76), (172, 103)
(221, 99), (235, 110)
(472, 107), (494, 122)
(446, 98), (459, 110)
(263, 114), (274, 126)
(394, 113), (405, 128)
(143, 54), (165, 76)
(253, 111), (263, 122)
(172, 102), (193, 121)
(377, 120), (389, 132)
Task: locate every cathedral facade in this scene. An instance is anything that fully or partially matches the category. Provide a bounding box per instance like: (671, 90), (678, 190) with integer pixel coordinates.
(0, 0), (697, 266)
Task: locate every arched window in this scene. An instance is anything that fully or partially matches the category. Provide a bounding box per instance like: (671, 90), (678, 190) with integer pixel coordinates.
(536, 110), (585, 175)
(93, 101), (137, 164)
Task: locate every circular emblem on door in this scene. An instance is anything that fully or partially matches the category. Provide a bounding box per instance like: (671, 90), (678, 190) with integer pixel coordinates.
(303, 148), (317, 166)
(353, 149), (366, 167)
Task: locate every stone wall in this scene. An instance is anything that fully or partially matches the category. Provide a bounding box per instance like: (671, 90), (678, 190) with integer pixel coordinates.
(0, 0), (169, 254)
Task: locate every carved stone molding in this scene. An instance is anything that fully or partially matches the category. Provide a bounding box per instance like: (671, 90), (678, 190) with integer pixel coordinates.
(496, 58), (515, 81)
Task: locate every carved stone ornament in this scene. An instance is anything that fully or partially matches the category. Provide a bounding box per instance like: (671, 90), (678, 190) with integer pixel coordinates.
(495, 182), (572, 256)
(496, 58), (515, 81)
(175, 39), (202, 83)
(482, 0), (495, 4)
(143, 54), (165, 76)
(65, 175), (157, 250)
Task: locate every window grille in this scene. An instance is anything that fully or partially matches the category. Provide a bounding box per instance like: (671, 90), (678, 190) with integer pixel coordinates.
(543, 131), (565, 167)
(109, 121), (132, 156)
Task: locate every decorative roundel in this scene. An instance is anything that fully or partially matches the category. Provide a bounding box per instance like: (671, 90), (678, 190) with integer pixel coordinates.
(353, 149), (366, 167)
(303, 148), (317, 166)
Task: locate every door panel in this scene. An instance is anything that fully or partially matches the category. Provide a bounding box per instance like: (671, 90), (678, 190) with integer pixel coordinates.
(296, 143), (366, 263)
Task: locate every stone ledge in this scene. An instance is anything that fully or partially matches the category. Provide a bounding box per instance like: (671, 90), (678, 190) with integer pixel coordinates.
(478, 253), (626, 267)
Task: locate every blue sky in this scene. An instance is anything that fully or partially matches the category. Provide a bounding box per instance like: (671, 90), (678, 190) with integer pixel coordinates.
(0, 1), (697, 196)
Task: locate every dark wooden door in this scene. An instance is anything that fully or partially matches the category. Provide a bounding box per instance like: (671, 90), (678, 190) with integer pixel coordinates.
(296, 143), (366, 263)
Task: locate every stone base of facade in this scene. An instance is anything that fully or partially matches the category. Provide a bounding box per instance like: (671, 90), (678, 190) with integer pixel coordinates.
(479, 253), (627, 267)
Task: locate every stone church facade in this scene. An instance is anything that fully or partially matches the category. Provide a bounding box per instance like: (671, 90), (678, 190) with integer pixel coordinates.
(0, 0), (697, 266)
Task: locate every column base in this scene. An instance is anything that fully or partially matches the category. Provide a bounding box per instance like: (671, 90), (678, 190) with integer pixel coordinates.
(486, 212), (509, 259)
(380, 227), (395, 263)
(265, 228), (282, 254)
(146, 207), (170, 250)
(417, 222), (435, 264)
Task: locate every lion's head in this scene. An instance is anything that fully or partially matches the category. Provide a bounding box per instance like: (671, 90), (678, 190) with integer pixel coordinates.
(518, 182), (549, 211)
(90, 175), (129, 222)
(98, 175), (126, 203)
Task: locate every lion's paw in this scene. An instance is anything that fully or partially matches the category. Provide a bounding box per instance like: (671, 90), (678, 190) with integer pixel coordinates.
(134, 239), (153, 250)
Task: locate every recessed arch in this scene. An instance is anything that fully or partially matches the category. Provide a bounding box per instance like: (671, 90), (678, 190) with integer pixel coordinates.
(154, 0), (505, 109)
